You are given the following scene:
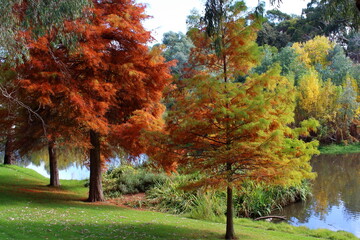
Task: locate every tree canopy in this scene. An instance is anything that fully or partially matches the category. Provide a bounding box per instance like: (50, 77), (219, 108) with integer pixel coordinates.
(147, 1), (319, 239)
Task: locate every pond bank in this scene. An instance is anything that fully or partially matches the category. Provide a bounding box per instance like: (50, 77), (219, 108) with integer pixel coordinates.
(319, 143), (360, 154)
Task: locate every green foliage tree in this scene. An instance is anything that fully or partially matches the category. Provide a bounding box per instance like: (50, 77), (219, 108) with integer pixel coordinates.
(269, 0), (360, 30)
(253, 45), (308, 85)
(347, 32), (360, 63)
(317, 45), (360, 86)
(159, 31), (193, 76)
(0, 0), (90, 61)
(336, 78), (360, 142)
(259, 1), (360, 50)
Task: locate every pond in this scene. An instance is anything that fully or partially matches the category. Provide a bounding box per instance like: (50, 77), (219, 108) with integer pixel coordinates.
(274, 153), (360, 237)
(22, 161), (90, 180)
(17, 156), (124, 180)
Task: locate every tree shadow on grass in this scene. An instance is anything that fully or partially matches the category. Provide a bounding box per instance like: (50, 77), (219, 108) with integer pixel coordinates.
(0, 220), (224, 240)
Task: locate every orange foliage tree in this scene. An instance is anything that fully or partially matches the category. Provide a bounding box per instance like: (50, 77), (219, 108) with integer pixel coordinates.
(147, 1), (319, 239)
(15, 0), (171, 199)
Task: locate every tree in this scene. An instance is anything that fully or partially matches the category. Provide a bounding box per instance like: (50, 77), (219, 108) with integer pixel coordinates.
(147, 1), (319, 239)
(347, 32), (360, 63)
(252, 45), (308, 85)
(0, 65), (17, 165)
(258, 1), (360, 50)
(0, 0), (90, 172)
(296, 68), (341, 127)
(15, 0), (171, 200)
(292, 36), (335, 68)
(159, 31), (193, 76)
(0, 0), (90, 61)
(270, 0), (360, 25)
(14, 31), (88, 187)
(336, 77), (360, 142)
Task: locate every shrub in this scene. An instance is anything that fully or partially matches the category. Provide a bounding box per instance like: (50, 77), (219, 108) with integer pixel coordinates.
(147, 174), (311, 219)
(102, 165), (167, 198)
(146, 175), (198, 214)
(188, 191), (226, 222)
(234, 180), (311, 218)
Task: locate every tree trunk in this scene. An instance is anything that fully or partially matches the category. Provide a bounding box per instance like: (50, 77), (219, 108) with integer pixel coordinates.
(48, 141), (60, 187)
(87, 130), (104, 202)
(225, 185), (236, 240)
(4, 136), (15, 165)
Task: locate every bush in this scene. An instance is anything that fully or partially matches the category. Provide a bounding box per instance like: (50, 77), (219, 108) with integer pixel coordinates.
(234, 180), (311, 218)
(147, 174), (311, 219)
(102, 165), (167, 198)
(146, 175), (198, 214)
(188, 191), (226, 222)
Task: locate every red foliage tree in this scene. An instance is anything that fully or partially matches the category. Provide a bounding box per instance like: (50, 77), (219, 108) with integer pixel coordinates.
(15, 0), (171, 200)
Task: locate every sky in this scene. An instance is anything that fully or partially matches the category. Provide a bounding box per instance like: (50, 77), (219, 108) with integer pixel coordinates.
(136, 0), (311, 43)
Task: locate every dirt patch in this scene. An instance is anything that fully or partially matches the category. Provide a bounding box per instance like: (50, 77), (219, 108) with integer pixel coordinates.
(17, 187), (75, 195)
(92, 193), (150, 210)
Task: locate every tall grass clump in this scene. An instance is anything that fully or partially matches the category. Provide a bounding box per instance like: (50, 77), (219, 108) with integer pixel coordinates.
(147, 174), (226, 221)
(147, 175), (311, 220)
(235, 180), (311, 217)
(102, 165), (167, 198)
(188, 191), (226, 222)
(146, 175), (198, 214)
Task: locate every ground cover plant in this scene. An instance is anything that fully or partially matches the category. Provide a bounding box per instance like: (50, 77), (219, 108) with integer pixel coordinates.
(319, 143), (360, 154)
(145, 174), (310, 220)
(0, 164), (358, 240)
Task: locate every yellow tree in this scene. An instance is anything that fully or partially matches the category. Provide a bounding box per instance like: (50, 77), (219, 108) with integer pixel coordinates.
(147, 1), (319, 239)
(292, 36), (335, 67)
(297, 68), (341, 141)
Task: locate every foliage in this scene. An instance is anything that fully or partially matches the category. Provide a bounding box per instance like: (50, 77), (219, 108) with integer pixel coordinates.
(102, 165), (167, 198)
(188, 192), (227, 222)
(0, 0), (91, 62)
(296, 69), (340, 122)
(235, 180), (311, 218)
(336, 78), (360, 142)
(347, 31), (360, 63)
(146, 175), (199, 215)
(12, 0), (172, 201)
(253, 45), (308, 85)
(259, 1), (360, 50)
(159, 31), (194, 76)
(292, 36), (335, 68)
(148, 2), (318, 238)
(147, 173), (311, 220)
(317, 45), (360, 86)
(1, 165), (358, 240)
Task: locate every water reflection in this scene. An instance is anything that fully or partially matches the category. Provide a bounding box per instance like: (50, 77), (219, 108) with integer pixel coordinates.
(15, 151), (135, 180)
(275, 153), (360, 237)
(11, 149), (90, 180)
(25, 161), (89, 180)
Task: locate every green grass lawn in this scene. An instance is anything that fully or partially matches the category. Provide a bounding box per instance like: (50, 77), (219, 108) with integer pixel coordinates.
(0, 164), (357, 240)
(319, 143), (360, 155)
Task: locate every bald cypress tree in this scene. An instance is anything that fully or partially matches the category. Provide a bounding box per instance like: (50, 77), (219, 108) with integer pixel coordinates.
(148, 1), (319, 239)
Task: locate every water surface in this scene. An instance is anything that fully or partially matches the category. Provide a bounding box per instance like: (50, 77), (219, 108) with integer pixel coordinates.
(274, 154), (360, 237)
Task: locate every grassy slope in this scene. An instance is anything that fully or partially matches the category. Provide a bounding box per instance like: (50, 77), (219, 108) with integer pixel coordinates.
(319, 143), (360, 155)
(0, 165), (357, 240)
